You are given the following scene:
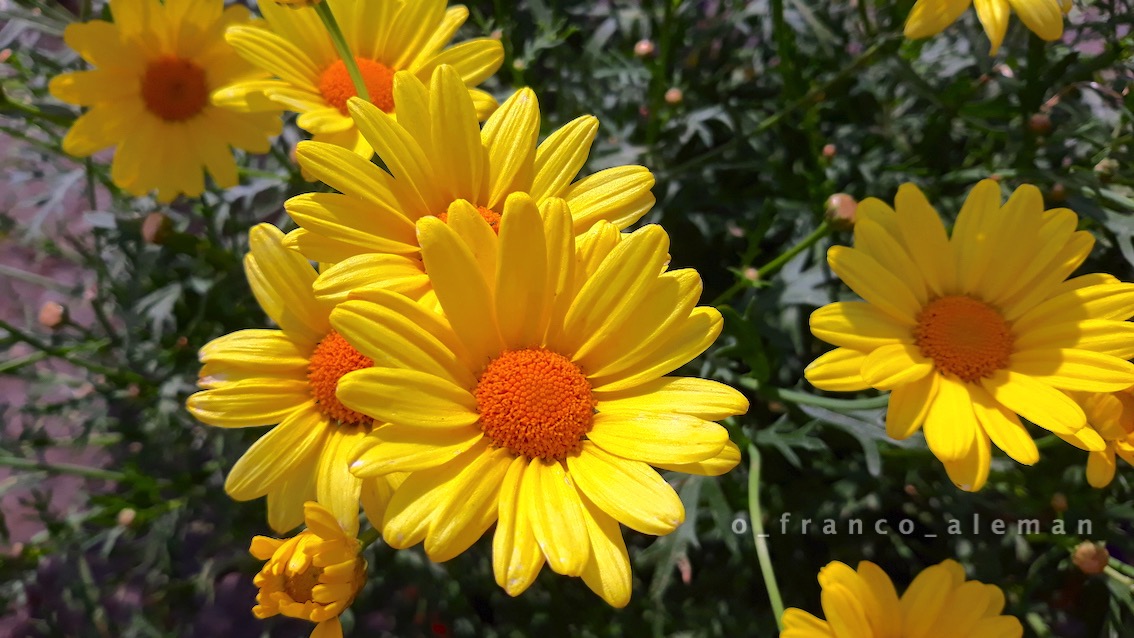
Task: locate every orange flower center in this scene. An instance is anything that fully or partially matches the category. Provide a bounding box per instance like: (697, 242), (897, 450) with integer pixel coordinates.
(475, 348), (596, 460)
(140, 56), (209, 122)
(283, 565), (322, 603)
(914, 295), (1014, 383)
(319, 58), (395, 115)
(435, 206), (503, 234)
(307, 331), (372, 426)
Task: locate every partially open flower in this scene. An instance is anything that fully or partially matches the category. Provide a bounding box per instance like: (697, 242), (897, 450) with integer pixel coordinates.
(250, 502), (366, 638)
(1072, 541), (1110, 575)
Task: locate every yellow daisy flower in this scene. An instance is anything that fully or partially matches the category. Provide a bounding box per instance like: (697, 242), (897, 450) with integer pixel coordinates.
(1066, 389), (1134, 487)
(805, 180), (1134, 492)
(285, 64), (656, 300)
(186, 223), (413, 533)
(782, 559), (1023, 638)
(250, 501), (365, 638)
(48, 0), (282, 202)
(904, 0), (1072, 54)
(328, 195), (746, 607)
(217, 0), (503, 158)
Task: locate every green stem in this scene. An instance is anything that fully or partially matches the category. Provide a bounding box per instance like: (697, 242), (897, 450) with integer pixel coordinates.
(0, 455), (126, 482)
(1104, 565), (1133, 588)
(1109, 558), (1134, 580)
(758, 221), (831, 278)
(314, 2), (370, 103)
(748, 444), (785, 630)
(756, 384), (890, 411)
(0, 318), (140, 383)
(358, 526), (382, 549)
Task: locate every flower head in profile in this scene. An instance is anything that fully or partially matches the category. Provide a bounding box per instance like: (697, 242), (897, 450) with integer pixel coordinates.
(1066, 389), (1134, 487)
(185, 224), (413, 533)
(48, 0), (281, 201)
(782, 559), (1023, 637)
(904, 0), (1072, 54)
(287, 64), (655, 306)
(250, 502), (365, 638)
(217, 0), (502, 158)
(328, 195), (746, 606)
(806, 180), (1134, 491)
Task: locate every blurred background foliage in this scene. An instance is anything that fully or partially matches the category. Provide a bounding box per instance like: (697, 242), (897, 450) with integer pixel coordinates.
(1, 0), (1134, 636)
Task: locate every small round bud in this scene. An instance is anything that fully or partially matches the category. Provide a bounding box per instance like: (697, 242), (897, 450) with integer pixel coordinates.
(821, 144), (837, 159)
(141, 212), (172, 245)
(1095, 158), (1118, 183)
(117, 508), (137, 527)
(1072, 542), (1109, 575)
(512, 59), (526, 71)
(1028, 113), (1053, 136)
(1049, 183), (1068, 203)
(743, 267), (759, 282)
(38, 301), (67, 329)
(175, 336), (189, 349)
(0, 49), (12, 64)
(664, 87), (683, 105)
(490, 29), (503, 40)
(1051, 492), (1068, 513)
(634, 39), (656, 58)
(825, 193), (857, 229)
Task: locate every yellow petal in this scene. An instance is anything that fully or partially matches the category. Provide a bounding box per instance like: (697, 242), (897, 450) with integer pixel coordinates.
(579, 493), (632, 608)
(382, 0), (445, 68)
(588, 412), (728, 464)
(226, 25), (320, 90)
(416, 216), (504, 366)
(428, 65), (488, 204)
(588, 307), (723, 393)
(425, 446), (511, 562)
(186, 380), (311, 428)
(567, 443), (683, 535)
(199, 329), (313, 372)
(495, 193), (550, 347)
(1008, 348), (1134, 392)
(285, 192), (417, 255)
(1086, 448), (1117, 488)
(347, 96), (443, 217)
(564, 166), (655, 232)
(493, 456), (546, 596)
(531, 115), (599, 201)
(226, 405), (326, 500)
(981, 369), (1086, 434)
(317, 427), (368, 535)
(267, 458), (316, 534)
(973, 0), (1010, 53)
(811, 301), (914, 352)
(244, 223), (330, 344)
(330, 297), (474, 387)
(899, 562), (954, 636)
(1013, 318), (1134, 359)
(886, 373), (938, 440)
(969, 384), (1039, 465)
(351, 424), (482, 477)
(413, 39), (505, 87)
(381, 443), (484, 549)
(904, 0), (973, 38)
(652, 440), (742, 477)
(444, 199), (499, 289)
(482, 88), (539, 209)
(805, 348), (872, 392)
(1007, 0), (1064, 40)
(336, 367), (479, 428)
(827, 246), (921, 323)
(558, 224), (669, 356)
(313, 254), (429, 306)
(521, 459), (590, 576)
(923, 376), (981, 462)
(861, 343), (934, 390)
(594, 377), (749, 420)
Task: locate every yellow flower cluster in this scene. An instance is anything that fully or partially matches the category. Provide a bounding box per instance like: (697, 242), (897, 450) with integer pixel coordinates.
(48, 0), (1121, 634)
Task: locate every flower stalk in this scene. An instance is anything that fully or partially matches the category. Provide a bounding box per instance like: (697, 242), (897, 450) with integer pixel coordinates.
(748, 444), (785, 630)
(313, 2), (371, 103)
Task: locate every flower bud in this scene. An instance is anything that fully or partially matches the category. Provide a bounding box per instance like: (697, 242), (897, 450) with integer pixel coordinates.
(634, 39), (656, 58)
(38, 301), (67, 329)
(1028, 113), (1052, 136)
(664, 87), (683, 105)
(825, 193), (857, 230)
(1072, 541), (1109, 575)
(141, 212), (172, 245)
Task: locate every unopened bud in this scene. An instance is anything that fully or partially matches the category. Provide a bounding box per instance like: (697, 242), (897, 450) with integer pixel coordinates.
(1051, 492), (1068, 513)
(743, 267), (759, 282)
(825, 193), (857, 229)
(664, 87), (683, 105)
(38, 301), (67, 329)
(141, 212), (172, 245)
(1095, 158), (1118, 183)
(1072, 542), (1109, 575)
(490, 29), (503, 41)
(822, 143), (837, 159)
(117, 508), (137, 527)
(634, 39), (656, 58)
(1028, 113), (1053, 136)
(1049, 183), (1068, 203)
